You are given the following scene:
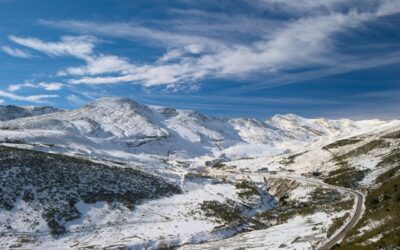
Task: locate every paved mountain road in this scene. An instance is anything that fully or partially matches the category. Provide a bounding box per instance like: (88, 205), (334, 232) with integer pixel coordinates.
(317, 189), (364, 250)
(208, 170), (365, 250)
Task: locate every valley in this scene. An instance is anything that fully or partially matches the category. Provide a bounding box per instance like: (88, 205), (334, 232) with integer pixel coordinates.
(0, 98), (399, 249)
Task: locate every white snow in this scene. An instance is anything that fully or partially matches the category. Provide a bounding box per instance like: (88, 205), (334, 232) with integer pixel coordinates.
(180, 212), (333, 250)
(0, 97), (398, 249)
(0, 97), (395, 172)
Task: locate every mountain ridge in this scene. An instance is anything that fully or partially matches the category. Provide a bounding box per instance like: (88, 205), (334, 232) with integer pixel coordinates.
(0, 97), (395, 164)
(0, 104), (60, 121)
(0, 97), (399, 249)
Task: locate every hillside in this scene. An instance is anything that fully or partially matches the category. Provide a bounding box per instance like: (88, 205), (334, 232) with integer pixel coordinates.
(0, 97), (392, 168)
(0, 105), (59, 121)
(0, 145), (181, 237)
(0, 98), (399, 249)
(223, 122), (400, 249)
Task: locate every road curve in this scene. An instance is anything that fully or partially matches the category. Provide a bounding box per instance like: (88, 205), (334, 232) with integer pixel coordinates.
(318, 189), (364, 250)
(208, 171), (365, 250)
(255, 173), (365, 250)
(291, 174), (365, 250)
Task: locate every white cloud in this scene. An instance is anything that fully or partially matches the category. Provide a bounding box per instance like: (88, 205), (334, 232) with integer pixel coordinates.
(261, 0), (349, 13)
(9, 35), (97, 59)
(8, 82), (35, 91)
(158, 49), (184, 63)
(0, 99), (4, 104)
(1, 46), (32, 58)
(158, 45), (204, 63)
(69, 62), (204, 86)
(8, 82), (63, 92)
(39, 20), (223, 49)
(163, 83), (201, 93)
(65, 12), (373, 86)
(59, 55), (133, 76)
(38, 82), (64, 91)
(33, 0), (400, 89)
(0, 90), (58, 103)
(377, 0), (400, 16)
(262, 0), (400, 16)
(194, 11), (372, 77)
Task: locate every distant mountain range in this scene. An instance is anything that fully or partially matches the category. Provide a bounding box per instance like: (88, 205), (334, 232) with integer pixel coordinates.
(0, 97), (399, 249)
(0, 105), (59, 121)
(0, 97), (394, 164)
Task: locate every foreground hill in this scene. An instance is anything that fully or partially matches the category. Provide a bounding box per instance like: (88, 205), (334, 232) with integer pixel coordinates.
(0, 145), (181, 237)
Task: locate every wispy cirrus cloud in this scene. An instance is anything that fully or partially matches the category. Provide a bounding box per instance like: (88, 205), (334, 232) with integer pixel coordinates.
(14, 0), (400, 91)
(8, 82), (64, 92)
(0, 89), (58, 103)
(1, 46), (32, 58)
(38, 82), (64, 91)
(38, 20), (225, 49)
(9, 35), (97, 59)
(58, 55), (133, 76)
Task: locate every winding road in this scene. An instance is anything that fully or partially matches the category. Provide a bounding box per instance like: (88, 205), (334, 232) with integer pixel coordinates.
(288, 174), (365, 250)
(207, 170), (365, 250)
(1, 169), (364, 250)
(318, 188), (364, 250)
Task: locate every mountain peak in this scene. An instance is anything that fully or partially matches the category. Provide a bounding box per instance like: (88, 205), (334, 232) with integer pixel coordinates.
(268, 113), (308, 126)
(86, 97), (140, 108)
(270, 113), (306, 120)
(83, 97), (153, 116)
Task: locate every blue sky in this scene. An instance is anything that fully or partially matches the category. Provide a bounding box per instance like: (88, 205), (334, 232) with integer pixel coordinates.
(0, 0), (400, 119)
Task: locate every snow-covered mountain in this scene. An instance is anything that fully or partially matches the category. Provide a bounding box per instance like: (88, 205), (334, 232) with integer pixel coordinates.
(0, 97), (394, 165)
(0, 97), (399, 249)
(0, 105), (59, 121)
(266, 113), (388, 140)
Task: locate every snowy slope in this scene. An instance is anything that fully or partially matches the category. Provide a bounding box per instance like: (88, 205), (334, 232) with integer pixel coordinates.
(0, 98), (398, 249)
(267, 114), (388, 140)
(226, 118), (400, 186)
(0, 105), (59, 121)
(0, 145), (276, 250)
(0, 97), (394, 167)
